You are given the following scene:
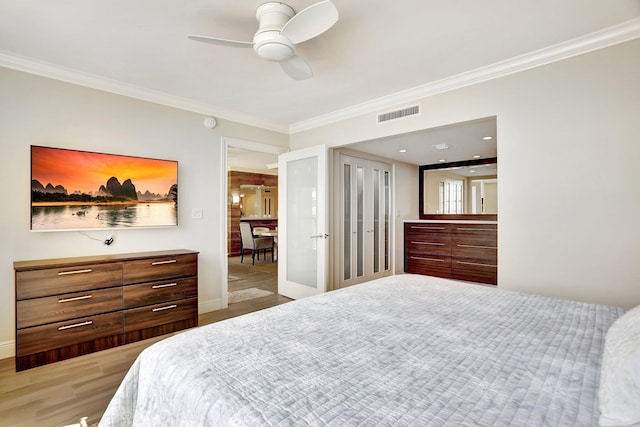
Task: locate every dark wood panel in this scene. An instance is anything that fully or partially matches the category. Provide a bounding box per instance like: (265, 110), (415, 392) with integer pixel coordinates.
(16, 287), (123, 329)
(122, 254), (197, 285)
(124, 277), (197, 309)
(14, 318), (198, 371)
(405, 222), (452, 235)
(405, 255), (452, 278)
(15, 334), (125, 371)
(406, 239), (451, 256)
(16, 263), (122, 300)
(15, 250), (199, 371)
(13, 249), (198, 271)
(405, 221), (497, 285)
(122, 318), (198, 344)
(17, 312), (123, 357)
(452, 259), (498, 285)
(451, 244), (497, 261)
(124, 298), (198, 332)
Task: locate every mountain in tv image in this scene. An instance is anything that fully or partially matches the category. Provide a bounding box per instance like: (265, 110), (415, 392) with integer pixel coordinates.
(31, 176), (176, 204)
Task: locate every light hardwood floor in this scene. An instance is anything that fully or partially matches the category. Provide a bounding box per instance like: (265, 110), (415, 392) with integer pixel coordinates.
(0, 256), (289, 427)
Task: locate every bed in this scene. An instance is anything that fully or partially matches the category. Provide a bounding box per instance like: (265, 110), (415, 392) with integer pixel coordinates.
(99, 274), (638, 426)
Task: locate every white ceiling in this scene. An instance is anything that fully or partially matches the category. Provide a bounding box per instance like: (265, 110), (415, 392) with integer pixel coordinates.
(1, 0), (638, 168)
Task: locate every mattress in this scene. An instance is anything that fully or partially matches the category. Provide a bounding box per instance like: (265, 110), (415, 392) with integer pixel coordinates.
(99, 274), (624, 426)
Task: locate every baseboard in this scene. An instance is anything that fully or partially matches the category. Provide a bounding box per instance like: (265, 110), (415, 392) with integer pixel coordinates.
(0, 340), (14, 361)
(199, 297), (223, 314)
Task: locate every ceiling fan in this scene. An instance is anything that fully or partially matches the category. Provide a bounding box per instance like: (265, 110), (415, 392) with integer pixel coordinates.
(187, 1), (339, 81)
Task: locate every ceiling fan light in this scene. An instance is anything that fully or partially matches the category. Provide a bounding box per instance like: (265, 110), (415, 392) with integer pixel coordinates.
(254, 31), (295, 61)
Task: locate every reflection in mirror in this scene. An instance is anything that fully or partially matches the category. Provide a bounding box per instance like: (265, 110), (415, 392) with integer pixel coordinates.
(419, 157), (497, 218)
(240, 184), (278, 218)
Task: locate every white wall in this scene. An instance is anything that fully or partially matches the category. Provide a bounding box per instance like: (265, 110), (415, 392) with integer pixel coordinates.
(291, 39), (640, 309)
(0, 68), (288, 358)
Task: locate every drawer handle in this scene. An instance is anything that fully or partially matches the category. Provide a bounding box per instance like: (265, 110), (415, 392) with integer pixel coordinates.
(411, 226), (445, 230)
(58, 320), (93, 331)
(152, 282), (178, 289)
(456, 261), (498, 268)
(58, 269), (93, 276)
(455, 228), (496, 232)
(58, 294), (93, 303)
(410, 256), (445, 262)
(457, 244), (497, 250)
(152, 304), (177, 312)
(411, 241), (445, 246)
(151, 260), (177, 266)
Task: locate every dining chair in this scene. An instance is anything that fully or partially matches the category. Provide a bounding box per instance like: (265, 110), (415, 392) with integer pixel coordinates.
(239, 222), (274, 264)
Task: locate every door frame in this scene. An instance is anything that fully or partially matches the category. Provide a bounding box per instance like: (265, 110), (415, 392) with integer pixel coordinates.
(219, 136), (288, 309)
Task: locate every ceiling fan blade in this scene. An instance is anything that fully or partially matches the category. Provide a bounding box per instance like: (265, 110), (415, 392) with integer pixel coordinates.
(280, 55), (313, 80)
(280, 0), (339, 44)
(187, 34), (254, 48)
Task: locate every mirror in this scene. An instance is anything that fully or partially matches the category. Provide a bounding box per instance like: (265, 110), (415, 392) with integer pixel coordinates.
(240, 184), (278, 218)
(419, 157), (497, 220)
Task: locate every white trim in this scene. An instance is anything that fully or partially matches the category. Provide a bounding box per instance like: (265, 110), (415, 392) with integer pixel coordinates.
(222, 137), (289, 155)
(199, 298), (223, 313)
(1, 18), (638, 135)
(0, 51), (288, 134)
(289, 17), (640, 134)
(220, 137), (288, 309)
(0, 340), (14, 361)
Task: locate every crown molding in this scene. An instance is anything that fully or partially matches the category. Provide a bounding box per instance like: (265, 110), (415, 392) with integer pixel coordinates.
(289, 17), (640, 134)
(1, 17), (638, 136)
(0, 51), (289, 134)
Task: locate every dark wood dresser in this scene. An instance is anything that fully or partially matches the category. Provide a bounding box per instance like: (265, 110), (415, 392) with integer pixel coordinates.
(405, 221), (497, 285)
(14, 249), (198, 371)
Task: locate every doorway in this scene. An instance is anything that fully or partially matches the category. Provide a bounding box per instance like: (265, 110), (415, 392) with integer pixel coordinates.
(221, 137), (287, 309)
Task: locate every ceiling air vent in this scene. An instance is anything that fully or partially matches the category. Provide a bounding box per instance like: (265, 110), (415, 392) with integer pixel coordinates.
(377, 105), (420, 124)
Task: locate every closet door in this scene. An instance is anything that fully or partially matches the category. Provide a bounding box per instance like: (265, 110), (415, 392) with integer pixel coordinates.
(339, 155), (392, 288)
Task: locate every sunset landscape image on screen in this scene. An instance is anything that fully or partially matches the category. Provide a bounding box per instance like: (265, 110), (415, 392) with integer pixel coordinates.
(31, 146), (178, 231)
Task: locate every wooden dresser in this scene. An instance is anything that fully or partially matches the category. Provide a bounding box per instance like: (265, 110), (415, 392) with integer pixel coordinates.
(14, 249), (198, 371)
(405, 221), (497, 285)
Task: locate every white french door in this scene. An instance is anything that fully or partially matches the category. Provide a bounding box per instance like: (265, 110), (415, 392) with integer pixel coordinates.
(339, 154), (392, 288)
(277, 145), (329, 299)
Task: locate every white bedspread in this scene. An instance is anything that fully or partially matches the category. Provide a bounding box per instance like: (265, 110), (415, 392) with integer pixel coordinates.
(99, 274), (623, 426)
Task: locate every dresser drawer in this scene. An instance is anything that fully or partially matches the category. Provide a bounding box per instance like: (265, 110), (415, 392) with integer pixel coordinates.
(406, 238), (450, 256)
(405, 223), (452, 240)
(124, 277), (197, 309)
(451, 243), (497, 261)
(405, 254), (451, 277)
(17, 287), (123, 329)
(451, 258), (497, 285)
(452, 225), (497, 244)
(124, 297), (198, 332)
(17, 311), (123, 357)
(123, 254), (197, 285)
(16, 263), (123, 300)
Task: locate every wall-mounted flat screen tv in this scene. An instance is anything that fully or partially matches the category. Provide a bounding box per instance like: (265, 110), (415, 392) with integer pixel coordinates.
(31, 146), (178, 232)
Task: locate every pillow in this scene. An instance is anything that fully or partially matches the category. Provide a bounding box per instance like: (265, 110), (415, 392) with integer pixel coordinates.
(599, 304), (640, 426)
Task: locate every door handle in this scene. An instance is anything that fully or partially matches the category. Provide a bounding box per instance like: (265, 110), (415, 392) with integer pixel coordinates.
(310, 233), (329, 239)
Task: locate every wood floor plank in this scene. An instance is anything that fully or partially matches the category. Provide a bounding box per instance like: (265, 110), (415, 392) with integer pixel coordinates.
(0, 257), (290, 427)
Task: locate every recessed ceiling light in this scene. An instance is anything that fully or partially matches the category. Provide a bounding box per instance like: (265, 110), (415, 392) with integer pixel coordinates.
(432, 143), (449, 150)
(482, 136), (493, 141)
(469, 170), (476, 173)
(439, 159), (446, 162)
(398, 149), (407, 153)
(473, 155), (481, 158)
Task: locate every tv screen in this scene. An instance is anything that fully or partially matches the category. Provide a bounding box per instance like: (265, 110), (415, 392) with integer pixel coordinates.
(31, 146), (178, 231)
